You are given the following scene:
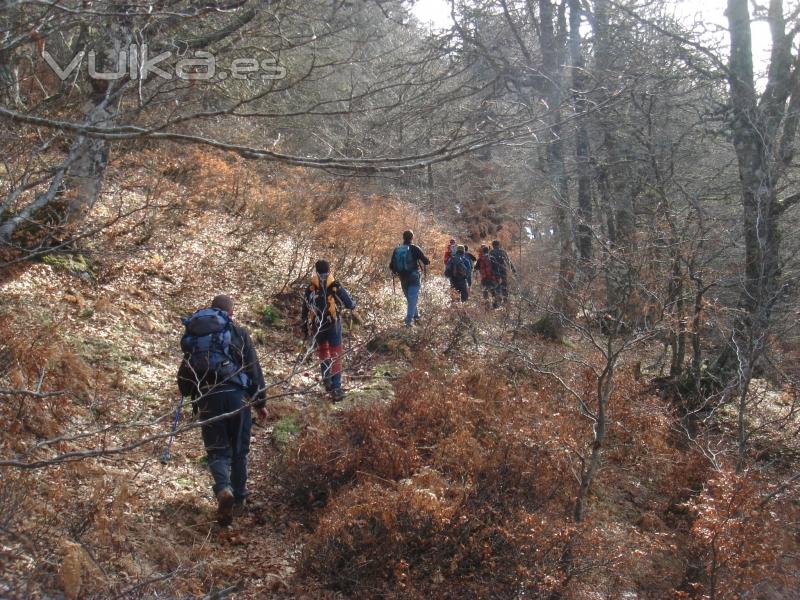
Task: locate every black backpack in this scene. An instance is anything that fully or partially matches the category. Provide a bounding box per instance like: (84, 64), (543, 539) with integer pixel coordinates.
(180, 308), (247, 387)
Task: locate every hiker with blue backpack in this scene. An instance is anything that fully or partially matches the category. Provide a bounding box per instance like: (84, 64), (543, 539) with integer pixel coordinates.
(301, 259), (356, 402)
(389, 230), (431, 327)
(445, 244), (473, 302)
(177, 294), (267, 527)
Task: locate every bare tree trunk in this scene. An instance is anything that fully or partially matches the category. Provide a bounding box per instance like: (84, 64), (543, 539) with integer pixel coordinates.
(596, 161), (616, 242)
(64, 97), (112, 222)
(713, 0), (793, 383)
(0, 20), (130, 249)
(574, 357), (612, 522)
(593, 0), (636, 315)
(668, 257), (686, 377)
(568, 0), (593, 273)
(539, 0), (575, 329)
(710, 0), (800, 470)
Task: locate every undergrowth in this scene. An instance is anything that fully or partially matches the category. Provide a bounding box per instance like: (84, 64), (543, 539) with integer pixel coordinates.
(1, 144), (797, 599)
(274, 348), (799, 598)
(275, 363), (597, 596)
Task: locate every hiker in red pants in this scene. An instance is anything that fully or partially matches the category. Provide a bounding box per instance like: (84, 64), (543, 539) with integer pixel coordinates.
(301, 260), (356, 402)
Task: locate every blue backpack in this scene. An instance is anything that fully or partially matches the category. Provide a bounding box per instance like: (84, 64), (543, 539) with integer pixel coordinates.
(448, 255), (468, 280)
(391, 244), (416, 274)
(180, 308), (247, 387)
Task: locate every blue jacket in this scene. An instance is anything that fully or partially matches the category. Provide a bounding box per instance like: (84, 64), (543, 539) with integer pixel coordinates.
(444, 253), (472, 282)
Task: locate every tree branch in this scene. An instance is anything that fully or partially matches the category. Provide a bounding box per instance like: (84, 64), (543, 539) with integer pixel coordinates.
(776, 191), (800, 214)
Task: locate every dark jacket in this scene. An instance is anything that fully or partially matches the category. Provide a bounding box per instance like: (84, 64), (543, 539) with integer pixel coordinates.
(301, 275), (356, 337)
(388, 243), (431, 275)
(178, 321), (267, 408)
(445, 253), (473, 282)
(489, 248), (516, 277)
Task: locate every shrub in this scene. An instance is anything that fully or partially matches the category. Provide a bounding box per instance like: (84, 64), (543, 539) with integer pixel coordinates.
(275, 402), (421, 510)
(688, 470), (797, 598)
(260, 303), (282, 326)
(315, 197), (448, 287)
(277, 364), (581, 597)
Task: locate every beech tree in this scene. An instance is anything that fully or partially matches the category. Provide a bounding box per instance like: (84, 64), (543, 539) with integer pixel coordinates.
(716, 0), (800, 469)
(0, 0), (507, 262)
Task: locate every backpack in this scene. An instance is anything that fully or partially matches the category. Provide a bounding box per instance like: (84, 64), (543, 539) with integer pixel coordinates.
(490, 249), (507, 278)
(180, 308), (246, 386)
(450, 256), (468, 280)
(391, 244), (416, 275)
(306, 274), (339, 330)
(479, 255), (495, 281)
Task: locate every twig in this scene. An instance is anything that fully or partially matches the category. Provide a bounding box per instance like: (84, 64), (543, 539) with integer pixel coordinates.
(760, 471), (800, 508)
(203, 583), (240, 599)
(110, 568), (183, 599)
(0, 388), (65, 398)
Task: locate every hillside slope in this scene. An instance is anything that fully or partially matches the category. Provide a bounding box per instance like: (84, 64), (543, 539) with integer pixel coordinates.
(0, 161), (452, 597)
(1, 157), (798, 599)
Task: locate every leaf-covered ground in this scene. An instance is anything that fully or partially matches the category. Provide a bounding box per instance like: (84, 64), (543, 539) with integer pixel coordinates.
(0, 170), (458, 598)
(1, 155), (798, 599)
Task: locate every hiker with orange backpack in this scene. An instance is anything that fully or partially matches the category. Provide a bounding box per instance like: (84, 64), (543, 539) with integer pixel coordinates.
(301, 260), (356, 402)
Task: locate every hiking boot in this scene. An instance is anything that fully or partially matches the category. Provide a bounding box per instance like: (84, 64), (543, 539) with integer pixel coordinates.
(216, 487), (235, 527)
(232, 497), (247, 518)
(331, 388), (346, 403)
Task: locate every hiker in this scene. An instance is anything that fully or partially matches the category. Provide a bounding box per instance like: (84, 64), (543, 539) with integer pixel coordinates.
(443, 238), (456, 266)
(476, 244), (499, 308)
(177, 294), (267, 527)
(464, 244), (478, 288)
(445, 244), (472, 302)
(389, 229), (431, 326)
(302, 259), (356, 401)
(489, 240), (516, 303)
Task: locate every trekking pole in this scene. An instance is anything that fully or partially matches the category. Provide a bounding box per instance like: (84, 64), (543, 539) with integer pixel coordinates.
(344, 310), (352, 373)
(161, 395), (185, 465)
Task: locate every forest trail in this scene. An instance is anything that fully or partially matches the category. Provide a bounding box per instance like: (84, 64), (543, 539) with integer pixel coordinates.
(0, 197), (470, 597)
(2, 190), (799, 599)
(149, 274), (460, 598)
(3, 0), (800, 594)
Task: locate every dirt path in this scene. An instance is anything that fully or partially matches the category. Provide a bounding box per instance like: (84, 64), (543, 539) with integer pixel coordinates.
(143, 276), (458, 598)
(0, 192), (464, 598)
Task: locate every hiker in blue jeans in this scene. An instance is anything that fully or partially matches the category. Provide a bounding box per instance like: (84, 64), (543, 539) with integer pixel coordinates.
(389, 230), (431, 326)
(445, 245), (472, 302)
